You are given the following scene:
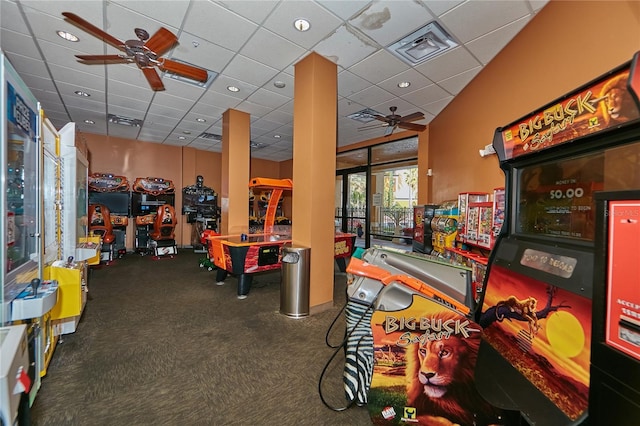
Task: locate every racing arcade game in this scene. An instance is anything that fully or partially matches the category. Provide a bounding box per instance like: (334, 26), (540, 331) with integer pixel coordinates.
(475, 52), (640, 425)
(131, 177), (177, 258)
(88, 173), (130, 258)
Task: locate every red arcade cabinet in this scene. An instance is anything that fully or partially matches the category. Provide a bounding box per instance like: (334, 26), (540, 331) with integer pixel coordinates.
(475, 52), (640, 425)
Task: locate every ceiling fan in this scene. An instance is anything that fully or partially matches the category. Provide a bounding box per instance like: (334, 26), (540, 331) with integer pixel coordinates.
(62, 12), (208, 91)
(360, 106), (427, 136)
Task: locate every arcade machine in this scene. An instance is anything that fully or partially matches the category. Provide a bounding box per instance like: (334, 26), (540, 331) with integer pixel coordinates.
(88, 172), (131, 258)
(182, 175), (219, 253)
(475, 52), (640, 425)
(1, 53), (64, 417)
(131, 177), (177, 258)
(322, 246), (511, 425)
(47, 122), (96, 339)
(430, 200), (458, 254)
(208, 178), (356, 299)
(411, 204), (438, 254)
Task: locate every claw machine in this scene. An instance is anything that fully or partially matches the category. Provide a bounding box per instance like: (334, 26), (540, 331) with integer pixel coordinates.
(1, 52), (51, 415)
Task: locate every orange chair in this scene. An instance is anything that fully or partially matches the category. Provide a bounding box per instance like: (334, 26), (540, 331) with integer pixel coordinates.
(150, 204), (177, 241)
(88, 203), (115, 244)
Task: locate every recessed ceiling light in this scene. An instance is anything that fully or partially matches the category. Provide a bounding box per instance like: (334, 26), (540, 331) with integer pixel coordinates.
(178, 136), (186, 140)
(196, 118), (206, 123)
(227, 86), (240, 92)
(273, 80), (286, 89)
(274, 134), (281, 138)
(84, 119), (95, 124)
(56, 30), (78, 42)
(74, 90), (90, 97)
(398, 81), (411, 88)
(294, 18), (310, 32)
(183, 130), (191, 135)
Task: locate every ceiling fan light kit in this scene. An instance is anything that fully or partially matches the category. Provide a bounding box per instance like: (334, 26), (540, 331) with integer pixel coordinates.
(62, 12), (209, 91)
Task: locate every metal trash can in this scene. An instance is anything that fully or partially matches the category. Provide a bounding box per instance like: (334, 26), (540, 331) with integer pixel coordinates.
(280, 245), (310, 318)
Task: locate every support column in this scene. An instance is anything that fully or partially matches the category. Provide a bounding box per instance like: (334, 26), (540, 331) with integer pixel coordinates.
(292, 52), (337, 311)
(221, 109), (250, 235)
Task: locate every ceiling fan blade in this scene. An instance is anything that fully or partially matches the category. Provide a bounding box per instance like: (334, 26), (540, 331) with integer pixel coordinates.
(400, 112), (425, 122)
(398, 122), (427, 132)
(141, 67), (165, 91)
(384, 125), (396, 136)
(144, 27), (178, 57)
(76, 54), (130, 64)
(373, 115), (391, 123)
(158, 58), (208, 82)
(62, 12), (125, 51)
(358, 123), (388, 130)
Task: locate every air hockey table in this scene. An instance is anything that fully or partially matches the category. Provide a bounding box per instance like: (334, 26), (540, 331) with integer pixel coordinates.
(208, 231), (356, 299)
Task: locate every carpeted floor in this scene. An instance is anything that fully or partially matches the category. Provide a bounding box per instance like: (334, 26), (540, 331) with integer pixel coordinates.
(30, 250), (372, 426)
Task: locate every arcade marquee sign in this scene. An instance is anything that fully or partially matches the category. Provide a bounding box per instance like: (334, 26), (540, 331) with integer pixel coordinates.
(494, 52), (640, 161)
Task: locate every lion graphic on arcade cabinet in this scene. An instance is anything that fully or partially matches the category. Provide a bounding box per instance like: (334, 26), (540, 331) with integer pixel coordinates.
(405, 311), (501, 425)
(599, 72), (638, 125)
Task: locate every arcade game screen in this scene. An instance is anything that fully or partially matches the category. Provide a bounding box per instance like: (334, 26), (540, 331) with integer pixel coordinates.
(517, 140), (640, 241)
(183, 193), (217, 217)
(89, 191), (130, 217)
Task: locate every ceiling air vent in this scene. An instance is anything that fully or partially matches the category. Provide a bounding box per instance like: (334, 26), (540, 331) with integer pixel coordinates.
(162, 58), (218, 89)
(348, 108), (382, 123)
(108, 114), (143, 127)
(388, 21), (458, 66)
(198, 132), (222, 141)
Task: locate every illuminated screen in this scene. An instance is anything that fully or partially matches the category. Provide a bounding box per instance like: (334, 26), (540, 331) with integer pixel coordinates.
(516, 139), (640, 241)
(183, 192), (217, 217)
(517, 153), (604, 241)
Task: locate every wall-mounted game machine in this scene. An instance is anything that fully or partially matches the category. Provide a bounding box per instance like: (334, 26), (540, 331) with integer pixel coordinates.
(475, 52), (640, 425)
(88, 173), (130, 259)
(131, 177), (177, 258)
(182, 175), (219, 252)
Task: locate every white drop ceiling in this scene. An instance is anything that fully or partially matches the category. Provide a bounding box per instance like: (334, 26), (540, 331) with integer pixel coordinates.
(0, 0), (548, 161)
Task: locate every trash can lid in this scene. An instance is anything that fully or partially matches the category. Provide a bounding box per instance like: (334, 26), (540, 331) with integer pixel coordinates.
(282, 252), (300, 263)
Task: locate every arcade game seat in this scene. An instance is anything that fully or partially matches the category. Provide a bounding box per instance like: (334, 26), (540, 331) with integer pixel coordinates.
(149, 204), (178, 258)
(88, 203), (115, 263)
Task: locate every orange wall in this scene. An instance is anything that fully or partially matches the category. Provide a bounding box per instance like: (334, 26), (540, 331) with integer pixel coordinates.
(424, 0), (640, 203)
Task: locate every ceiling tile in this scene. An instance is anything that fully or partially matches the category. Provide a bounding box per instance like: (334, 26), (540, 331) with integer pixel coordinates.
(240, 28), (306, 70)
(109, 0), (190, 29)
(466, 15), (532, 65)
(348, 49), (409, 84)
(220, 54), (278, 88)
(183, 1), (258, 51)
(262, 1), (343, 50)
(440, 0), (531, 44)
(216, 0), (279, 25)
(348, 0), (435, 47)
(414, 46), (481, 83)
(313, 25), (377, 69)
(437, 67), (482, 95)
(376, 68), (434, 97)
